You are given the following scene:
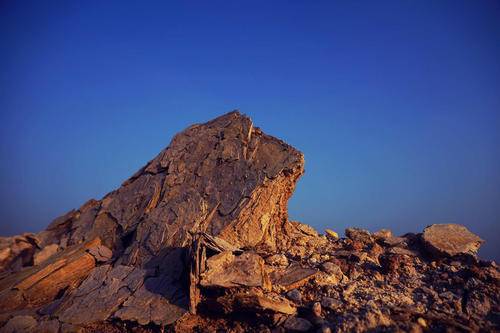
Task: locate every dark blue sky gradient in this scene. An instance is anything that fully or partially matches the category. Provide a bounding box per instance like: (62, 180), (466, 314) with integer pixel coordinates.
(1, 1), (499, 259)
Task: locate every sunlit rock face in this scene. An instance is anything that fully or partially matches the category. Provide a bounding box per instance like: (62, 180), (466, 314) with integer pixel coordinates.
(0, 111), (305, 327)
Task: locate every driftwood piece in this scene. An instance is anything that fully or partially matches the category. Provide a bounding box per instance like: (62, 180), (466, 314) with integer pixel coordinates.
(0, 238), (99, 313)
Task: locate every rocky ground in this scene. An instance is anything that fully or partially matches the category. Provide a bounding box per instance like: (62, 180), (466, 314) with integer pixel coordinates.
(0, 112), (498, 332)
(175, 223), (498, 333)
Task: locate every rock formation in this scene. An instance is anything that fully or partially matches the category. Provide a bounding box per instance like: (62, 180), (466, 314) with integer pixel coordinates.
(0, 111), (498, 333)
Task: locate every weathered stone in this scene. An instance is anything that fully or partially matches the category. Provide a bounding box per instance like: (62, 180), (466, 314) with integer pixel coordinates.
(422, 224), (483, 257)
(0, 239), (98, 313)
(283, 317), (313, 332)
(0, 234), (39, 272)
(200, 251), (269, 289)
(321, 261), (341, 275)
(56, 264), (145, 324)
(266, 254), (289, 267)
(86, 244), (112, 263)
(324, 229), (338, 240)
(0, 315), (37, 333)
(114, 283), (187, 326)
(33, 244), (59, 266)
(345, 228), (373, 244)
(286, 289), (302, 303)
(321, 297), (343, 311)
(33, 319), (60, 333)
(60, 323), (84, 333)
(373, 229), (392, 239)
(0, 112), (305, 327)
(235, 293), (297, 315)
(271, 263), (319, 291)
(312, 302), (322, 317)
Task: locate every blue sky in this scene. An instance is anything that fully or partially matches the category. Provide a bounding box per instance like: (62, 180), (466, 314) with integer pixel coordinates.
(1, 1), (499, 259)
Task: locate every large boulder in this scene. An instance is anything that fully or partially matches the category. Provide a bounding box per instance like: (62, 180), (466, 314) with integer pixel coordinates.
(421, 223), (484, 257)
(0, 111), (305, 328)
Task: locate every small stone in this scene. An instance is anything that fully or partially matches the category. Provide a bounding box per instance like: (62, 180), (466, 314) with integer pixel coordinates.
(345, 228), (373, 244)
(286, 289), (302, 303)
(417, 317), (427, 328)
(373, 229), (393, 239)
(324, 229), (338, 240)
(266, 254), (289, 267)
(312, 302), (322, 317)
(321, 297), (342, 311)
(283, 317), (313, 332)
(308, 257), (318, 265)
(321, 261), (341, 275)
(343, 284), (356, 297)
(314, 271), (340, 286)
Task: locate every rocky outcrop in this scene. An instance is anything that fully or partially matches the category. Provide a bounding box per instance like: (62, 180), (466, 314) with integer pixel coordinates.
(0, 111), (306, 331)
(0, 112), (498, 332)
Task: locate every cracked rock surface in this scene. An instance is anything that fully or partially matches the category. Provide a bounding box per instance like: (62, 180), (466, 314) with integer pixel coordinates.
(0, 112), (498, 333)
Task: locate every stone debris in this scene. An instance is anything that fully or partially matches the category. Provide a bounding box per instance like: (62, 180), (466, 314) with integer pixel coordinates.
(0, 112), (497, 333)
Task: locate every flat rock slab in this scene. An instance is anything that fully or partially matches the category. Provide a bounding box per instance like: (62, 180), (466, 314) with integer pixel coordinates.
(270, 263), (318, 291)
(422, 224), (483, 257)
(234, 293), (296, 315)
(200, 251), (268, 289)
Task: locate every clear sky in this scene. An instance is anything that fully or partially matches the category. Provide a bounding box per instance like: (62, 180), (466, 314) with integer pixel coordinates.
(1, 1), (499, 260)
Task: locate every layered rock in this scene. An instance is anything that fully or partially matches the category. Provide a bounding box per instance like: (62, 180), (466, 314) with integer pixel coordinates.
(0, 111), (497, 333)
(0, 111), (305, 330)
(422, 223), (484, 257)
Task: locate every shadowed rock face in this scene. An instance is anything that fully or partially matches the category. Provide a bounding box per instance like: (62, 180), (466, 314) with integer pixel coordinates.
(0, 111), (305, 328)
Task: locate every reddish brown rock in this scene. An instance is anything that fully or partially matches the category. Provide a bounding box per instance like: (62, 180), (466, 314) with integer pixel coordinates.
(422, 224), (484, 257)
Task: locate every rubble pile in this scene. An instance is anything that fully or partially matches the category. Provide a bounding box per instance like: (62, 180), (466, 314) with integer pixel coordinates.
(0, 112), (498, 332)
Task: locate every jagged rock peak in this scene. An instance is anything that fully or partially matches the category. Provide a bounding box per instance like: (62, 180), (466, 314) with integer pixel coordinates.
(0, 111), (306, 328)
(34, 110), (305, 265)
